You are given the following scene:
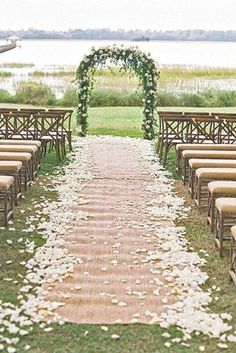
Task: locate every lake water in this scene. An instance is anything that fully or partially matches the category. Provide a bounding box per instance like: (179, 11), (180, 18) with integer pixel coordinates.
(1, 39), (236, 97)
(1, 39), (236, 67)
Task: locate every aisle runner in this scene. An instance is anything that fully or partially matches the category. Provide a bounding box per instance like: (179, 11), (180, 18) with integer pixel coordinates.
(44, 137), (180, 324)
(38, 136), (229, 334)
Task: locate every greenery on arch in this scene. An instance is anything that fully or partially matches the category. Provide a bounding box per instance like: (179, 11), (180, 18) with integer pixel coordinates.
(76, 45), (160, 139)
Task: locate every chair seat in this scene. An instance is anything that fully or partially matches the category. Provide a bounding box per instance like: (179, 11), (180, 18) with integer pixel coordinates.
(216, 197), (236, 213)
(0, 161), (22, 172)
(196, 167), (236, 179)
(183, 150), (236, 159)
(0, 175), (14, 189)
(208, 181), (236, 194)
(0, 145), (37, 154)
(0, 152), (31, 162)
(189, 158), (236, 169)
(177, 143), (236, 151)
(0, 139), (41, 148)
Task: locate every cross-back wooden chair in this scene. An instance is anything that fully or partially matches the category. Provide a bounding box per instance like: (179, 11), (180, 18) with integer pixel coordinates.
(34, 112), (65, 161)
(187, 115), (220, 144)
(156, 111), (185, 155)
(160, 115), (191, 166)
(218, 116), (236, 144)
(48, 109), (74, 152)
(3, 112), (33, 140)
(0, 109), (19, 139)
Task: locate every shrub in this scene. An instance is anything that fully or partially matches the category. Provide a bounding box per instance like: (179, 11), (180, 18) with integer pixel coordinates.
(178, 92), (206, 107)
(209, 90), (236, 107)
(57, 86), (77, 107)
(1, 82), (236, 109)
(0, 89), (15, 103)
(15, 81), (56, 106)
(156, 91), (180, 106)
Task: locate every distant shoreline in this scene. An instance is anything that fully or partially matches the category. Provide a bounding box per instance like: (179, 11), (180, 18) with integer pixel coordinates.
(1, 38), (235, 44)
(1, 29), (236, 42)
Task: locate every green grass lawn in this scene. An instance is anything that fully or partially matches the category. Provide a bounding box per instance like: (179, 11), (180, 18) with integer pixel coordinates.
(85, 105), (236, 137)
(1, 104), (236, 352)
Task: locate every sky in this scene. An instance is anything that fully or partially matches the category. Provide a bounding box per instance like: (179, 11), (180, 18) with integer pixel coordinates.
(0, 0), (235, 31)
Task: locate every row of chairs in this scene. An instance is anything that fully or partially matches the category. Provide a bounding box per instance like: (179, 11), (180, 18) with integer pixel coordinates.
(0, 108), (74, 161)
(157, 111), (236, 166)
(176, 143), (236, 286)
(0, 139), (42, 227)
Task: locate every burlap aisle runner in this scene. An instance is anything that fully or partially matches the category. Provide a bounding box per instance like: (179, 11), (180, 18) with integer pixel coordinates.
(44, 137), (179, 324)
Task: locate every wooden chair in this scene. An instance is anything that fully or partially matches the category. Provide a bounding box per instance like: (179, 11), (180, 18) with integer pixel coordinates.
(159, 115), (190, 166)
(0, 152), (32, 191)
(187, 116), (220, 144)
(48, 109), (74, 151)
(189, 159), (236, 198)
(0, 175), (14, 227)
(0, 139), (42, 174)
(3, 112), (34, 140)
(181, 149), (236, 184)
(215, 198), (236, 257)
(34, 112), (65, 161)
(0, 161), (22, 205)
(156, 111), (184, 155)
(0, 145), (37, 181)
(217, 116), (236, 144)
(194, 168), (236, 208)
(207, 181), (236, 232)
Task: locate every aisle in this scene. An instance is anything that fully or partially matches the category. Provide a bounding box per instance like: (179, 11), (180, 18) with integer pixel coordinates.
(44, 137), (179, 323)
(35, 136), (229, 336)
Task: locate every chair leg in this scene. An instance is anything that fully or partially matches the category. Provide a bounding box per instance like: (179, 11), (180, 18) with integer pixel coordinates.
(183, 158), (188, 184)
(194, 176), (201, 208)
(215, 210), (224, 257)
(23, 164), (28, 191)
(189, 169), (194, 197)
(156, 136), (161, 153)
(207, 191), (215, 232)
(4, 189), (8, 227)
(162, 143), (169, 167)
(14, 176), (18, 206)
(4, 186), (13, 228)
(176, 150), (181, 174)
(159, 139), (164, 161)
(68, 131), (73, 152)
(18, 170), (22, 201)
(56, 141), (61, 162)
(230, 234), (236, 285)
(210, 195), (215, 232)
(62, 137), (66, 158)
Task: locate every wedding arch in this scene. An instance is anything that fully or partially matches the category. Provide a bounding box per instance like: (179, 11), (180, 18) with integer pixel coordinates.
(76, 45), (159, 139)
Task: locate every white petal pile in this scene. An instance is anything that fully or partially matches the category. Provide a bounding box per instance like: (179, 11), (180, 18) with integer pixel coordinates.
(134, 138), (233, 339)
(0, 139), (93, 351)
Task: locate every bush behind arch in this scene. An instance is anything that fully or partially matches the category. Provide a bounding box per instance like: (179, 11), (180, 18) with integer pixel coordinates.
(76, 45), (159, 139)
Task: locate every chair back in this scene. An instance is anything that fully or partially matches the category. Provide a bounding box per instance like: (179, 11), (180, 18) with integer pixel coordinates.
(187, 115), (220, 143)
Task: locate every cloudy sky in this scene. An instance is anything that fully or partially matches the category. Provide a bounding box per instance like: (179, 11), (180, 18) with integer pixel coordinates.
(0, 0), (235, 31)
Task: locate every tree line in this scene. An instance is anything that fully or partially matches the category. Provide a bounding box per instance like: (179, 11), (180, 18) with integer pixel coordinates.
(1, 28), (236, 41)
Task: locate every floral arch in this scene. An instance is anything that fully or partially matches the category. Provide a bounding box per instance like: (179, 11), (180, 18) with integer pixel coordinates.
(76, 46), (159, 139)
